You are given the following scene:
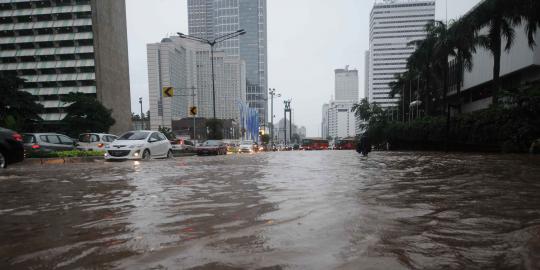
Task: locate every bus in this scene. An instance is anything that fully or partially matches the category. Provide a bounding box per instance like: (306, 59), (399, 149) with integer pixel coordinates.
(301, 138), (329, 150)
(335, 138), (357, 150)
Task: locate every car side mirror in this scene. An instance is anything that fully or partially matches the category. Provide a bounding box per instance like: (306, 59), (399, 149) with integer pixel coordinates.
(148, 138), (158, 143)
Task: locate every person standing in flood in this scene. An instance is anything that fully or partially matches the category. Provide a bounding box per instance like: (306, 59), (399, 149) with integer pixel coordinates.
(357, 134), (371, 157)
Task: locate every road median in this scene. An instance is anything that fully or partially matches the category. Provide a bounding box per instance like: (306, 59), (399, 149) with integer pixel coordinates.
(23, 156), (104, 166)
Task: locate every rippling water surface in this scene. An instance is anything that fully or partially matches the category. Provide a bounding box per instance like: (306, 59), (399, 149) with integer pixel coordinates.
(1, 151), (540, 269)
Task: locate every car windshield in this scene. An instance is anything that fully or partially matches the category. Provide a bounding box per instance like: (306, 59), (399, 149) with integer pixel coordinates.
(117, 132), (149, 141)
(203, 140), (220, 146)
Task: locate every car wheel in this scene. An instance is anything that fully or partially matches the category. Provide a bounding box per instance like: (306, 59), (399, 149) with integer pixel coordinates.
(142, 149), (151, 160)
(0, 151), (6, 169)
(167, 150), (173, 159)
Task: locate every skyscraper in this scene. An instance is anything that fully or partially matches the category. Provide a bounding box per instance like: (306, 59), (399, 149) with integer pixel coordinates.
(334, 66), (359, 101)
(321, 103), (329, 139)
(0, 0), (132, 134)
(323, 66), (359, 140)
(364, 50), (370, 100)
(187, 0), (268, 124)
(147, 36), (246, 130)
(367, 0), (435, 108)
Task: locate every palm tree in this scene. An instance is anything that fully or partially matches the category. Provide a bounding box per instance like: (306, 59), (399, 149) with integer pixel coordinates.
(470, 0), (522, 105)
(448, 17), (477, 113)
(521, 0), (540, 48)
(407, 35), (438, 116)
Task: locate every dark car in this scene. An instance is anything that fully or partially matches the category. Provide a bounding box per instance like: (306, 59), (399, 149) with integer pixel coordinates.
(23, 133), (77, 156)
(196, 140), (227, 156)
(0, 127), (25, 168)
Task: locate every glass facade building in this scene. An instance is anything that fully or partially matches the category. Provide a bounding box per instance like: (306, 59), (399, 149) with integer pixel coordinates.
(187, 0), (267, 124)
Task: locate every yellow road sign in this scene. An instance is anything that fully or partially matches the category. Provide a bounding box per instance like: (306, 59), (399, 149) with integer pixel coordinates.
(162, 87), (174, 97)
(189, 106), (198, 116)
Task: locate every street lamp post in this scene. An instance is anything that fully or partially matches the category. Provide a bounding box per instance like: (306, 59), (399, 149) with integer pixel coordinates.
(178, 30), (246, 119)
(139, 97), (144, 129)
(283, 100), (291, 145)
(268, 88), (281, 146)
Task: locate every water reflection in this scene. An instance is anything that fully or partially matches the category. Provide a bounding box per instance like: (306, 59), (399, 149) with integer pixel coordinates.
(0, 152), (539, 269)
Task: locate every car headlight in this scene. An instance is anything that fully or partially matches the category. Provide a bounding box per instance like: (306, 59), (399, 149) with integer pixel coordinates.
(105, 145), (110, 149)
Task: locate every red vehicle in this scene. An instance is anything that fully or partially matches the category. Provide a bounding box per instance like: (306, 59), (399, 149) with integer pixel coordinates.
(196, 140), (228, 155)
(335, 138), (357, 150)
(301, 138), (329, 150)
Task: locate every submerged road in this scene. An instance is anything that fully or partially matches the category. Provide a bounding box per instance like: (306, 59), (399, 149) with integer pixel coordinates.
(1, 151), (540, 269)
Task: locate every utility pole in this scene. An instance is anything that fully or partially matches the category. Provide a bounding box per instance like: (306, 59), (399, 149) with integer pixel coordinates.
(284, 100), (291, 145)
(192, 86), (196, 141)
(269, 88), (281, 146)
(139, 97), (144, 129)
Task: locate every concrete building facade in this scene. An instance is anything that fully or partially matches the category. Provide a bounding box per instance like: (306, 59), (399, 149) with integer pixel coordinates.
(335, 66), (359, 101)
(0, 0), (132, 134)
(364, 50), (370, 101)
(448, 22), (540, 112)
(321, 103), (329, 139)
(367, 0), (435, 108)
(327, 100), (356, 139)
(147, 36), (246, 130)
(187, 0), (268, 125)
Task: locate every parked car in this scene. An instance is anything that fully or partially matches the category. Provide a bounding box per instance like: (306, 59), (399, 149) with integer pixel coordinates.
(238, 140), (256, 153)
(23, 133), (77, 155)
(0, 127), (24, 168)
(77, 133), (118, 151)
(196, 140), (227, 155)
(170, 139), (195, 152)
(104, 131), (172, 160)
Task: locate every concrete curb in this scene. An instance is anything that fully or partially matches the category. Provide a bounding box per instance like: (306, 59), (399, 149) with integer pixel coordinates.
(23, 157), (103, 165)
(173, 152), (197, 157)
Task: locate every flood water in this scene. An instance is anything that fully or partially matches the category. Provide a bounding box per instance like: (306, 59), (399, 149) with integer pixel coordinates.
(1, 151), (540, 269)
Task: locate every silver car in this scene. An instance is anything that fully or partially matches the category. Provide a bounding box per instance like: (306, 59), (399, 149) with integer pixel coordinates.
(77, 133), (118, 151)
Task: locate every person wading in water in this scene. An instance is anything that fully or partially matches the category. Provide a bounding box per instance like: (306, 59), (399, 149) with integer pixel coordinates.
(357, 134), (371, 157)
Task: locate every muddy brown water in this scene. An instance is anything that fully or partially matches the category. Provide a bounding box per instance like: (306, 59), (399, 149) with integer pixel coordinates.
(0, 151), (539, 269)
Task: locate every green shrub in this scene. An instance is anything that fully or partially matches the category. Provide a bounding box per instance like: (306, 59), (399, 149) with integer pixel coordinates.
(367, 107), (539, 153)
(27, 150), (105, 159)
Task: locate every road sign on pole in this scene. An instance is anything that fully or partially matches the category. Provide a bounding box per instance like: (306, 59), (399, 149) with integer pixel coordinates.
(189, 106), (198, 116)
(162, 87), (174, 97)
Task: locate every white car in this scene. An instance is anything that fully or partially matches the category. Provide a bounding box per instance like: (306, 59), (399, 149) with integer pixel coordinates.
(238, 140), (255, 153)
(104, 131), (172, 160)
(77, 133), (118, 151)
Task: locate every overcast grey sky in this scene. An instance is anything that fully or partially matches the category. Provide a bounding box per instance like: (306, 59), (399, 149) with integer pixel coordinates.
(126, 0), (481, 137)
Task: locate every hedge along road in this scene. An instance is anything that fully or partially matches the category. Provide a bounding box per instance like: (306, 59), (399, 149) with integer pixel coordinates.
(0, 151), (540, 269)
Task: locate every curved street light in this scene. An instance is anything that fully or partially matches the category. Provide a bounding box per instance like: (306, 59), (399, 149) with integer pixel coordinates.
(178, 30), (247, 119)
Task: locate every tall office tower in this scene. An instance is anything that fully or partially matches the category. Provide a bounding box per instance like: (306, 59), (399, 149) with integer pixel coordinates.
(327, 100), (357, 139)
(0, 0), (131, 134)
(187, 0), (268, 125)
(321, 103), (329, 139)
(334, 66), (359, 101)
(326, 66), (359, 140)
(364, 50), (370, 100)
(368, 0), (435, 108)
(147, 36), (246, 130)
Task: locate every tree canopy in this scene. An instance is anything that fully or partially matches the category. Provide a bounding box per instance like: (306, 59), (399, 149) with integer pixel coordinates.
(61, 93), (115, 137)
(0, 75), (43, 131)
